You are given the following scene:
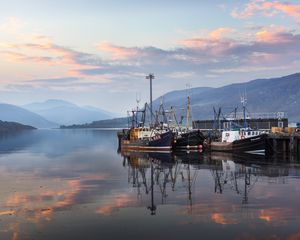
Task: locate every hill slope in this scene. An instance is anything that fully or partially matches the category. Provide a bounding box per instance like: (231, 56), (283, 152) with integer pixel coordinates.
(0, 120), (36, 133)
(61, 72), (300, 128)
(153, 73), (300, 122)
(60, 117), (128, 129)
(23, 99), (114, 125)
(0, 104), (58, 128)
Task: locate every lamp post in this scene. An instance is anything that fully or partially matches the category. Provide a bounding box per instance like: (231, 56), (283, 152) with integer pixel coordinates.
(146, 73), (155, 125)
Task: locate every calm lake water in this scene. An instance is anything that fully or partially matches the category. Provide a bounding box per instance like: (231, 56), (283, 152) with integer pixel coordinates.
(0, 129), (299, 240)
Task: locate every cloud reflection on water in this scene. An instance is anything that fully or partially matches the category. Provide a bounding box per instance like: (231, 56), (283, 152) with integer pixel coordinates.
(0, 130), (299, 240)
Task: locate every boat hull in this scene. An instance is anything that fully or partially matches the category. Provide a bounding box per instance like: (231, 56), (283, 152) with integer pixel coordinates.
(121, 131), (174, 152)
(174, 130), (205, 150)
(210, 134), (267, 153)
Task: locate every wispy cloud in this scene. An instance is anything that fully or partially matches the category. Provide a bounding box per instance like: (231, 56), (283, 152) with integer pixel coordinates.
(86, 29), (300, 90)
(232, 0), (300, 23)
(1, 25), (300, 94)
(1, 41), (101, 68)
(96, 42), (139, 60)
(209, 28), (235, 40)
(255, 29), (296, 42)
(96, 193), (135, 216)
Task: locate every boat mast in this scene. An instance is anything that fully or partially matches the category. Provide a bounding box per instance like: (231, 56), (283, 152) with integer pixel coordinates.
(186, 96), (191, 129)
(241, 93), (248, 129)
(187, 160), (193, 213)
(136, 92), (141, 127)
(186, 84), (192, 130)
(146, 73), (155, 126)
(148, 159), (156, 215)
(136, 92), (141, 111)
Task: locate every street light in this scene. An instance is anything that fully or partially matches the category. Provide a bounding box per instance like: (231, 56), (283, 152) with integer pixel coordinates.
(146, 73), (155, 125)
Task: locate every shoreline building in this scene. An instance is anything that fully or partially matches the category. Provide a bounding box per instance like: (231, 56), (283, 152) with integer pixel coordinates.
(193, 112), (288, 131)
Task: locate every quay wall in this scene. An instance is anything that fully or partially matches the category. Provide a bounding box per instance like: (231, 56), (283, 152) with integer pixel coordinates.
(266, 133), (300, 155)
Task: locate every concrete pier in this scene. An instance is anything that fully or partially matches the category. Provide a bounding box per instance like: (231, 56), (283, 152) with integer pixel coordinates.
(266, 133), (300, 155)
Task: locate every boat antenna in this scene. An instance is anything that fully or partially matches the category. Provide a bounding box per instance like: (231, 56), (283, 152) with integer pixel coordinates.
(146, 73), (155, 126)
(187, 96), (191, 129)
(241, 91), (248, 129)
(136, 92), (141, 111)
(186, 84), (192, 129)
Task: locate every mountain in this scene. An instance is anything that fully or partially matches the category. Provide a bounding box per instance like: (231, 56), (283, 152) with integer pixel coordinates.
(23, 99), (115, 125)
(60, 72), (300, 128)
(82, 105), (119, 118)
(152, 73), (300, 122)
(23, 99), (76, 112)
(60, 117), (128, 129)
(0, 103), (58, 128)
(0, 120), (36, 133)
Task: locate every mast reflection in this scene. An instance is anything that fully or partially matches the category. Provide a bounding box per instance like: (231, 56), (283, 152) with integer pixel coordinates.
(120, 150), (290, 214)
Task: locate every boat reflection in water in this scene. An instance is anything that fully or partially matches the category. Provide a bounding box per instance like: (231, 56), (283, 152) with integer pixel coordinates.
(120, 150), (293, 216)
(1, 130), (299, 240)
(121, 151), (174, 215)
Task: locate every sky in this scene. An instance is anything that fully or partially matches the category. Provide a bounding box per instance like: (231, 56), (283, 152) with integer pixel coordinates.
(0, 0), (300, 114)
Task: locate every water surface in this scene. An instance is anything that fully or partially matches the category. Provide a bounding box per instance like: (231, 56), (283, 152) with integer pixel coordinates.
(0, 129), (299, 240)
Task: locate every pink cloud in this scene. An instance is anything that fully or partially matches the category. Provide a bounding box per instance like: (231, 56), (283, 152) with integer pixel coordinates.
(1, 37), (99, 69)
(96, 42), (139, 60)
(96, 193), (135, 216)
(0, 36), (104, 85)
(179, 36), (237, 59)
(178, 26), (300, 74)
(259, 208), (293, 226)
(179, 28), (237, 55)
(232, 0), (300, 23)
(255, 30), (295, 43)
(209, 28), (235, 40)
(2, 51), (55, 64)
(211, 213), (238, 225)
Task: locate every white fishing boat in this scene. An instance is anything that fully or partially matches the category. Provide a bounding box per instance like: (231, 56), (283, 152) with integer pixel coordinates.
(210, 94), (268, 153)
(210, 128), (267, 153)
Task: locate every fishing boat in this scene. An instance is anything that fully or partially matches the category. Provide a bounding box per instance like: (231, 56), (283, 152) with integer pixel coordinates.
(119, 73), (174, 152)
(209, 94), (268, 153)
(210, 129), (267, 153)
(120, 127), (174, 151)
(174, 129), (205, 150)
(172, 96), (205, 150)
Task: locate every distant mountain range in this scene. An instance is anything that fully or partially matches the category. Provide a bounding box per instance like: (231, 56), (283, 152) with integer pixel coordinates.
(0, 99), (117, 128)
(0, 103), (58, 128)
(62, 72), (300, 128)
(22, 99), (115, 126)
(1, 73), (299, 129)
